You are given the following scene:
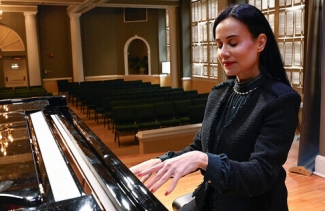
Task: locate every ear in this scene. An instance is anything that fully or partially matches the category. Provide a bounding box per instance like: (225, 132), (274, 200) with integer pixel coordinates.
(256, 33), (267, 52)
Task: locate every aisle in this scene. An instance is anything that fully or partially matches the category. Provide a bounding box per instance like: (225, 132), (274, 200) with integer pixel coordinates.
(68, 101), (141, 156)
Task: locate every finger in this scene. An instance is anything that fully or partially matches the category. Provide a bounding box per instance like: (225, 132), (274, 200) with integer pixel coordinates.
(138, 164), (165, 184)
(164, 174), (182, 196)
(146, 164), (176, 192)
(150, 172), (173, 193)
(139, 174), (151, 183)
(140, 162), (164, 176)
(148, 165), (178, 193)
(129, 166), (139, 174)
(144, 166), (168, 189)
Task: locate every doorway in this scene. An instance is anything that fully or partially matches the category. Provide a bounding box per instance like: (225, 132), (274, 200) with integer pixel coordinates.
(3, 57), (28, 87)
(124, 35), (151, 75)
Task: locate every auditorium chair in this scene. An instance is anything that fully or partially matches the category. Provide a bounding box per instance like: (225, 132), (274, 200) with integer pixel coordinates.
(134, 104), (161, 130)
(189, 104), (205, 124)
(172, 99), (193, 125)
(112, 106), (139, 147)
(57, 79), (69, 95)
(192, 97), (208, 106)
(153, 102), (181, 127)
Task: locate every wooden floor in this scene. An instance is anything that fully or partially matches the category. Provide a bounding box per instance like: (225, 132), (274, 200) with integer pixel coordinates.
(69, 101), (325, 211)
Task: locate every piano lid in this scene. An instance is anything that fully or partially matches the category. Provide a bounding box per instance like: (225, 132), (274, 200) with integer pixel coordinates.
(0, 96), (168, 211)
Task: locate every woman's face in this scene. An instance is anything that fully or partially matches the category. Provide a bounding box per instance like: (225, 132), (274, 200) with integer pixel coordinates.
(215, 17), (266, 82)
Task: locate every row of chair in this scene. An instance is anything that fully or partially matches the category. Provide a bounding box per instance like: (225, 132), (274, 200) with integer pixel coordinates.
(63, 79), (204, 110)
(93, 90), (208, 128)
(69, 81), (170, 111)
(70, 81), (207, 122)
(112, 99), (207, 147)
(63, 79), (209, 147)
(65, 79), (155, 103)
(0, 86), (52, 100)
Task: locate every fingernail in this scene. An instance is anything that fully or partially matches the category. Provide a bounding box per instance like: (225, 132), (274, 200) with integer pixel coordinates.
(165, 191), (169, 196)
(150, 189), (154, 193)
(138, 173), (142, 177)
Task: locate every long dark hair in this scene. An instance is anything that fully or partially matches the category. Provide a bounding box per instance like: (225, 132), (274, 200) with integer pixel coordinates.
(213, 4), (291, 86)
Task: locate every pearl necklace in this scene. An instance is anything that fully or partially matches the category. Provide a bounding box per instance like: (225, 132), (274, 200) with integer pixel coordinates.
(233, 86), (258, 95)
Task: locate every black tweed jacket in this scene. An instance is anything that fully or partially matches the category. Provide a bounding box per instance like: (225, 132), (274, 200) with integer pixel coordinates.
(162, 77), (301, 210)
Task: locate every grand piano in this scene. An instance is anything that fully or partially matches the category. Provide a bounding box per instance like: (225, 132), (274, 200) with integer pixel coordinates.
(0, 96), (168, 211)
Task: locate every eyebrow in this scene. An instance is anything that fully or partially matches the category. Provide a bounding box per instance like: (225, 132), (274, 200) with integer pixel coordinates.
(215, 34), (239, 41)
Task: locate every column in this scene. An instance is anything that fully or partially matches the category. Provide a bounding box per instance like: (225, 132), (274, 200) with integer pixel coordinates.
(24, 12), (41, 86)
(69, 13), (84, 82)
(167, 6), (180, 88)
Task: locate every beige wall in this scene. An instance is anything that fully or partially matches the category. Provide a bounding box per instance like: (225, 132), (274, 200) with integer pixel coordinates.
(43, 78), (72, 95)
(191, 77), (219, 94)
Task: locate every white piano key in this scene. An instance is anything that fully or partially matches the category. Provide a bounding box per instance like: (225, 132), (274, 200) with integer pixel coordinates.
(30, 111), (81, 202)
(51, 114), (116, 211)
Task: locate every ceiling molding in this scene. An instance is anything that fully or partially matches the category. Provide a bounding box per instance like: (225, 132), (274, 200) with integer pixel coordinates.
(0, 5), (37, 12)
(67, 0), (109, 14)
(0, 0), (180, 6)
(1, 0), (180, 13)
(0, 0), (84, 6)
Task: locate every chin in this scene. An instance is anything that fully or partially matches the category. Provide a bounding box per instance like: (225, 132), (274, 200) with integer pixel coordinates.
(227, 75), (236, 79)
(224, 71), (236, 79)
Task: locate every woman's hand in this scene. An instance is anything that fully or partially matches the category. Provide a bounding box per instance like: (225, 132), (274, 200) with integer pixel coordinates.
(138, 151), (208, 196)
(130, 158), (162, 183)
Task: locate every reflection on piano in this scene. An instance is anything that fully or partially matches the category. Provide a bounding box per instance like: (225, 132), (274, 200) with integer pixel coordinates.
(0, 96), (168, 211)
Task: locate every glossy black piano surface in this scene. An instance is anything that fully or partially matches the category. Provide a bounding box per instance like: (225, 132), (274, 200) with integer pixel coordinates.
(0, 96), (168, 211)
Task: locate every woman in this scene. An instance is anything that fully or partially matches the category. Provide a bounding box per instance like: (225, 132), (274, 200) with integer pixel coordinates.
(130, 4), (301, 211)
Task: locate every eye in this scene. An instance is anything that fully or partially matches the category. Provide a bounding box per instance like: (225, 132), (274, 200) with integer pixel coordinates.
(215, 41), (223, 49)
(229, 40), (238, 47)
(228, 37), (239, 47)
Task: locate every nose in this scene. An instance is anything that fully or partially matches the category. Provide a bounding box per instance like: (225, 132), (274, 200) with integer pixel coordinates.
(218, 45), (230, 58)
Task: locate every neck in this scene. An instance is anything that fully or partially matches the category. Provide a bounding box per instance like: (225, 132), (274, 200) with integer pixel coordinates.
(237, 72), (261, 83)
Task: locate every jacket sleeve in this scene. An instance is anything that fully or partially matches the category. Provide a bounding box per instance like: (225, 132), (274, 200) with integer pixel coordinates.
(203, 153), (231, 192)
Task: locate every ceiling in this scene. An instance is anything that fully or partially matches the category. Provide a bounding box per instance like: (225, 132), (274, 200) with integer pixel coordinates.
(0, 0), (180, 14)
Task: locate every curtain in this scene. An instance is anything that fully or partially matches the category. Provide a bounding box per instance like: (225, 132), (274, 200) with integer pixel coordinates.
(294, 0), (322, 174)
